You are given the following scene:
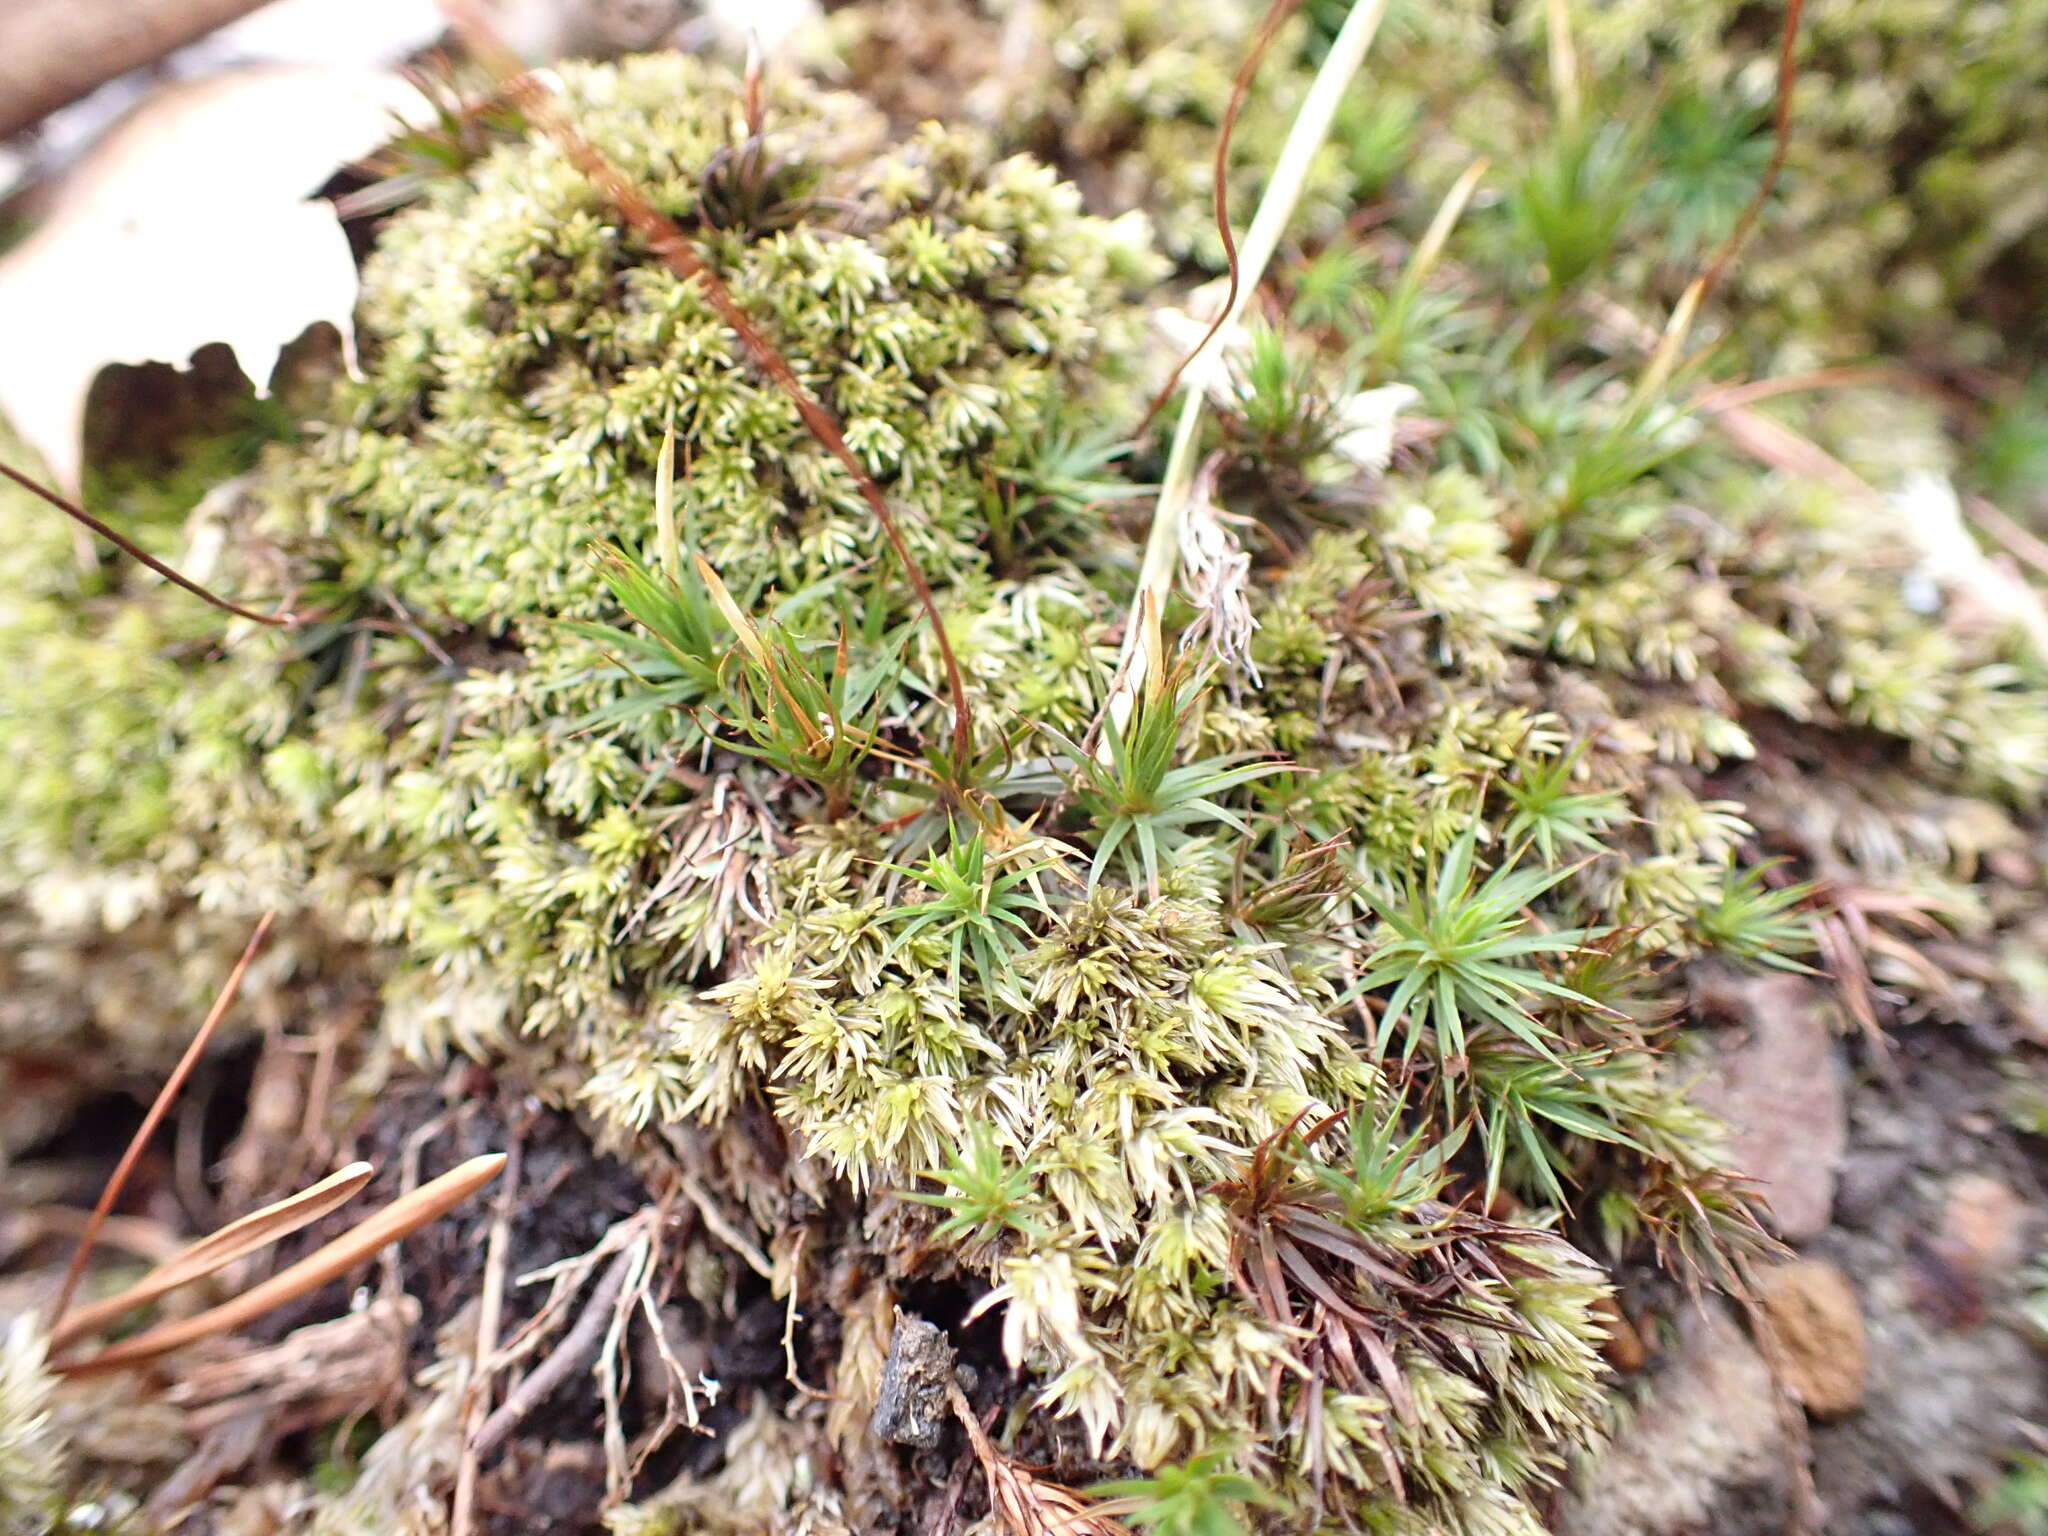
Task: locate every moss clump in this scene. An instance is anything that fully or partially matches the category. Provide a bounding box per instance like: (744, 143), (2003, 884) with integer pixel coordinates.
(940, 0), (2048, 364)
(8, 17), (2048, 1536)
(0, 1320), (67, 1536)
(0, 52), (1159, 1063)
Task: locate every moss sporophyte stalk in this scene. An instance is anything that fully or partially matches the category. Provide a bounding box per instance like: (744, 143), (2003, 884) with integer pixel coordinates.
(2, 9), (2046, 1531)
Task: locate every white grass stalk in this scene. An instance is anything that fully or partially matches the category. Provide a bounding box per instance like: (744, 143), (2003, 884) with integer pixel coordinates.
(1111, 0), (1396, 726)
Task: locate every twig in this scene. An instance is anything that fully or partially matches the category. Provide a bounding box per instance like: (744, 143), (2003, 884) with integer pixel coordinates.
(677, 1170), (774, 1280)
(59, 1153), (507, 1377)
(50, 912), (276, 1329)
(780, 1227), (826, 1401)
(629, 1203), (713, 1478)
(453, 1134), (522, 1536)
(470, 1242), (637, 1461)
(0, 461), (296, 628)
(1965, 495), (2048, 580)
(1696, 0), (1806, 304)
(597, 1230), (650, 1499)
(1133, 0), (1299, 438)
(440, 2), (975, 764)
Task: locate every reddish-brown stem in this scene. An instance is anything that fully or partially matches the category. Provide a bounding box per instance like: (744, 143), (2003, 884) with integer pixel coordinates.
(0, 460), (296, 628)
(1697, 0), (1806, 304)
(1134, 0), (1300, 439)
(48, 912), (276, 1328)
(444, 5), (974, 763)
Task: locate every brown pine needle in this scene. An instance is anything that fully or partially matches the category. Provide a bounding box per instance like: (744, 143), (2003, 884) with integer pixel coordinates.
(48, 1161), (375, 1353)
(0, 461), (297, 628)
(58, 1153), (507, 1377)
(49, 912), (277, 1329)
(441, 1), (975, 763)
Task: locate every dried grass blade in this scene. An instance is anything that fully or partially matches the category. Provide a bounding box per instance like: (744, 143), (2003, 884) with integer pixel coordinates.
(48, 1161), (374, 1353)
(58, 1152), (506, 1377)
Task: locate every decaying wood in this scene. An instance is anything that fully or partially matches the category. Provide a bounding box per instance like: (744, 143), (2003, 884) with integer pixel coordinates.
(869, 1310), (956, 1450)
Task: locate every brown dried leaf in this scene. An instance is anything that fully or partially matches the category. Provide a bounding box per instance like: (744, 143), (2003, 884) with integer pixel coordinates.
(0, 65), (421, 491)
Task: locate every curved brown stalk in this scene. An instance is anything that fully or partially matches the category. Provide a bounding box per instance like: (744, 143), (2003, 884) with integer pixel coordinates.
(1696, 0), (1806, 303)
(0, 461), (296, 627)
(1133, 0), (1300, 440)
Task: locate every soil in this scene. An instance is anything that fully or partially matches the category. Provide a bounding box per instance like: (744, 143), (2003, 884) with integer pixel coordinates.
(1565, 1023), (2048, 1536)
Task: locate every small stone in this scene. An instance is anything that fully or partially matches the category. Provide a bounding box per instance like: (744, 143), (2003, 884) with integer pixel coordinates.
(1557, 1303), (1789, 1536)
(1692, 974), (1847, 1242)
(1937, 1175), (2026, 1284)
(1756, 1259), (1868, 1418)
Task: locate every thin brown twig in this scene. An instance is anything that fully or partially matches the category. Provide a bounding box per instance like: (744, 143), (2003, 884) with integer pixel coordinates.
(441, 2), (975, 763)
(1965, 495), (2048, 580)
(780, 1227), (827, 1401)
(0, 461), (296, 628)
(49, 912), (276, 1329)
(1132, 0), (1299, 440)
(1696, 0), (1805, 304)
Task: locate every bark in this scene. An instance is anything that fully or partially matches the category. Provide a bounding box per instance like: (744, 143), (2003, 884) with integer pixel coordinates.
(0, 0), (274, 141)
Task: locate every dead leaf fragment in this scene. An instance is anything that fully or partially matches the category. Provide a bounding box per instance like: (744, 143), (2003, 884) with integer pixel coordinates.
(0, 64), (423, 491)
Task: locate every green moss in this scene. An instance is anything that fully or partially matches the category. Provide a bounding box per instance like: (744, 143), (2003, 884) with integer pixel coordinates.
(8, 19), (2048, 1536)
